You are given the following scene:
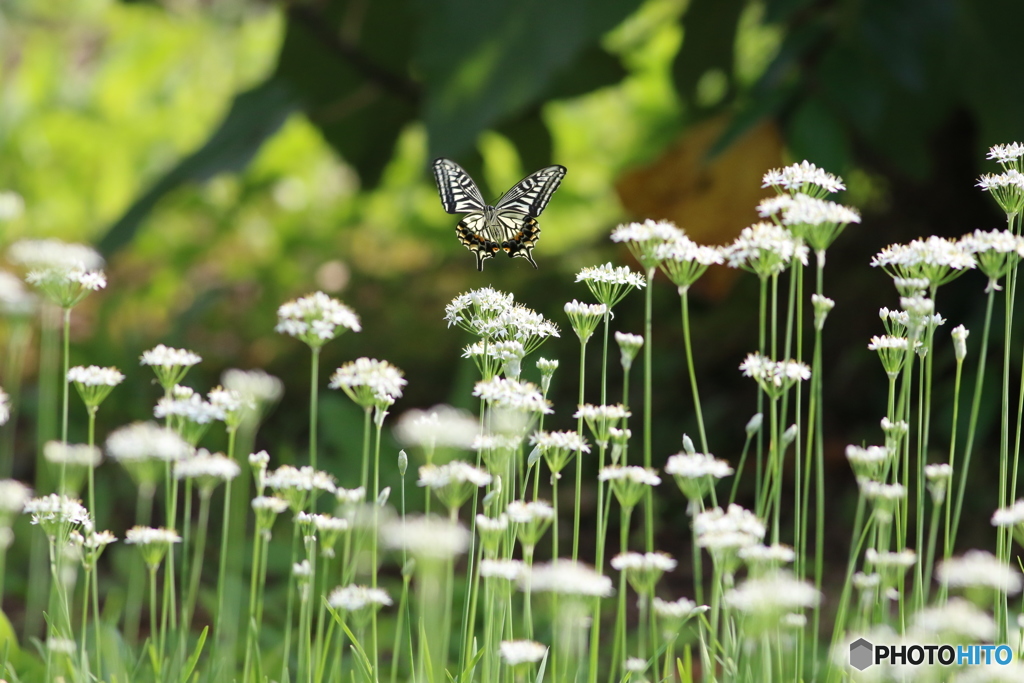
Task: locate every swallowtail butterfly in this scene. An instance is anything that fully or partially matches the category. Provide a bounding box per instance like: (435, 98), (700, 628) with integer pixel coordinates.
(432, 158), (567, 271)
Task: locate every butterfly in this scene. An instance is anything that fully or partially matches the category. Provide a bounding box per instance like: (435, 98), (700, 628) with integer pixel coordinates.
(432, 158), (567, 271)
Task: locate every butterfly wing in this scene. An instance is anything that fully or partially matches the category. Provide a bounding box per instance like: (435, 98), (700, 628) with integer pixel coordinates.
(494, 165), (567, 217)
(432, 158), (487, 214)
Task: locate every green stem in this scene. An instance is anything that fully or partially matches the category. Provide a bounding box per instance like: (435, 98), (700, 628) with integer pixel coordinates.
(310, 347), (320, 470)
(643, 268), (655, 553)
(679, 288), (708, 453)
(573, 338), (587, 563)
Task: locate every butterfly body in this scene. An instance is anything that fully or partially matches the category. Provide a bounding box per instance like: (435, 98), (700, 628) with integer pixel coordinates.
(432, 158), (566, 271)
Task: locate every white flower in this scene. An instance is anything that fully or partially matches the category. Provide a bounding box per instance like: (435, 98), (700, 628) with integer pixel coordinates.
(67, 365), (124, 387)
(530, 430), (590, 454)
(173, 449), (241, 484)
(598, 466), (661, 486)
(694, 505), (765, 552)
(871, 236), (976, 285)
(472, 433), (523, 452)
(251, 496), (289, 514)
(394, 405), (479, 451)
(473, 376), (551, 414)
(519, 561), (613, 597)
(106, 422), (191, 462)
(0, 270), (36, 316)
(938, 550), (1023, 594)
(140, 344), (202, 369)
(499, 640), (547, 667)
(335, 486), (366, 505)
(739, 352), (810, 396)
(264, 465), (336, 494)
(221, 368), (283, 406)
(8, 239), (104, 271)
(624, 658), (646, 672)
(652, 596), (707, 619)
(574, 403), (631, 422)
(738, 543), (796, 564)
(865, 548), (917, 568)
(293, 559), (311, 578)
(124, 526), (180, 546)
(951, 325), (969, 361)
(722, 222), (809, 276)
(724, 571), (820, 614)
(611, 551), (677, 573)
(0, 479), (32, 516)
(762, 161), (845, 195)
(610, 219), (682, 270)
(327, 584), (392, 611)
(858, 480), (906, 501)
(47, 637), (77, 655)
(275, 291), (361, 347)
(154, 390), (224, 424)
(780, 193), (860, 226)
(207, 386), (246, 418)
(329, 358), (406, 405)
(23, 494), (91, 530)
(43, 442), (101, 467)
(70, 529), (117, 552)
(665, 452), (733, 479)
(987, 143), (1024, 165)
(911, 598), (995, 641)
(444, 287), (515, 331)
(993, 499), (1024, 527)
(506, 500), (554, 523)
(576, 263), (647, 288)
(480, 558), (526, 581)
(381, 515), (469, 560)
(417, 461), (492, 489)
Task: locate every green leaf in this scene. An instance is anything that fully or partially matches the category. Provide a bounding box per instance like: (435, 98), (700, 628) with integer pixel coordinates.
(534, 646), (549, 683)
(672, 0), (745, 108)
(98, 77), (298, 256)
(0, 609), (19, 659)
(419, 0), (638, 159)
(179, 625), (208, 683)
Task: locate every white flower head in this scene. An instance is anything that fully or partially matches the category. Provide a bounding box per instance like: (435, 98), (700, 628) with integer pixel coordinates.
(381, 515), (469, 561)
(724, 571), (821, 615)
(473, 376), (551, 415)
(871, 236), (976, 288)
(519, 561), (613, 597)
(221, 368), (283, 421)
(0, 479), (33, 518)
(576, 262), (646, 308)
(610, 219), (682, 270)
(394, 404), (479, 453)
(499, 640), (547, 667)
(722, 222), (809, 277)
(173, 448), (241, 490)
(23, 493), (91, 536)
(0, 269), (37, 317)
(739, 352), (810, 398)
(762, 161), (845, 196)
(275, 291), (361, 348)
(43, 441), (101, 468)
(480, 558), (526, 581)
(937, 550), (1023, 595)
(327, 584), (392, 612)
(911, 598), (995, 641)
(329, 357), (406, 408)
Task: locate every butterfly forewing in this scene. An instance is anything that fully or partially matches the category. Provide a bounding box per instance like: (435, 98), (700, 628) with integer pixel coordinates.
(432, 158), (486, 214)
(494, 165), (567, 217)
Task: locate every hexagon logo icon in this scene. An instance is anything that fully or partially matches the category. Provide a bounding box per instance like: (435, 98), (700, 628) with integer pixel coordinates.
(850, 638), (874, 671)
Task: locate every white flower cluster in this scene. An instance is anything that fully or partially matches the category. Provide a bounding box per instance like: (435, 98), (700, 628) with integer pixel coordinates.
(67, 365), (124, 387)
(499, 640), (547, 667)
(275, 291), (361, 347)
(937, 550), (1023, 594)
(444, 288), (559, 350)
(655, 235), (724, 266)
(0, 191), (24, 221)
(694, 504), (765, 551)
(329, 357), (407, 403)
(529, 430), (590, 454)
(597, 465), (662, 487)
(264, 465), (336, 493)
(761, 161), (845, 194)
(24, 494), (91, 529)
(154, 386), (224, 424)
(992, 499), (1024, 527)
(575, 263), (647, 289)
(911, 598), (996, 641)
(43, 441), (101, 467)
(0, 270), (36, 316)
(871, 236), (976, 284)
(610, 219), (682, 245)
(8, 239), (104, 271)
(417, 461), (492, 489)
(865, 548), (917, 569)
(610, 551), (677, 573)
(664, 452), (733, 479)
(505, 499), (554, 523)
(574, 403), (631, 422)
(105, 422), (191, 462)
(519, 561), (613, 597)
(140, 345), (202, 369)
(652, 596), (707, 620)
(394, 405), (479, 451)
(722, 222), (809, 275)
(221, 368), (283, 406)
(173, 449), (241, 483)
(473, 376), (551, 414)
(327, 584), (392, 611)
(738, 352), (810, 392)
(724, 571), (821, 614)
(124, 526), (181, 546)
(0, 479), (32, 516)
(381, 515), (470, 560)
(987, 143), (1024, 165)
(479, 558), (526, 581)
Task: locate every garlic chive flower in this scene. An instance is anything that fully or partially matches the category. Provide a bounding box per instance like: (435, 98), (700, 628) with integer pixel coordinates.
(480, 558), (526, 582)
(154, 385), (223, 445)
(8, 239), (104, 272)
(615, 332), (643, 372)
(762, 161), (845, 197)
(912, 598), (996, 642)
(575, 262), (646, 308)
(987, 143), (1024, 169)
(140, 344), (202, 392)
(977, 168), (1024, 216)
(25, 264), (106, 309)
(382, 514), (470, 561)
(599, 465), (661, 510)
(575, 403), (631, 448)
(959, 229), (1024, 291)
(992, 499), (1024, 548)
(124, 526), (180, 569)
(924, 463), (952, 505)
(491, 340), (526, 379)
(519, 560), (614, 597)
(327, 584), (392, 628)
(870, 236), (976, 288)
(536, 357), (558, 394)
(738, 352), (810, 399)
(476, 515), (510, 557)
(738, 543), (796, 575)
(772, 193), (860, 252)
(444, 287), (515, 334)
(938, 550), (1023, 596)
(0, 479), (32, 526)
(67, 365), (124, 411)
(173, 448), (240, 495)
(951, 324), (969, 361)
(43, 441), (101, 468)
(251, 495), (289, 534)
(724, 571), (821, 619)
(275, 291), (361, 349)
(473, 376), (552, 415)
(723, 222), (808, 278)
(106, 421), (191, 489)
(70, 529), (117, 569)
(499, 640), (547, 668)
(394, 405), (479, 461)
(811, 294), (835, 331)
(417, 461), (492, 512)
(845, 445), (890, 480)
(694, 504), (766, 574)
(867, 336), (913, 379)
(611, 551), (677, 594)
(655, 235), (724, 291)
(506, 499), (554, 550)
(264, 464), (336, 512)
(530, 430), (589, 479)
(329, 358), (406, 409)
(221, 368), (283, 426)
(664, 451), (733, 503)
(24, 494), (91, 538)
(610, 219), (682, 271)
(653, 597), (708, 636)
(563, 300), (606, 344)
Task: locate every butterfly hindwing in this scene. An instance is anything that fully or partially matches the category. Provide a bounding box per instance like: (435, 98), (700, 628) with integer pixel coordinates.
(432, 158), (486, 214)
(494, 165), (567, 217)
(433, 158), (564, 270)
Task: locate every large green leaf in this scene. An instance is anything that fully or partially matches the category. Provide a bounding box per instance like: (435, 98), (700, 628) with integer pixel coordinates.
(418, 0), (639, 159)
(97, 77), (298, 256)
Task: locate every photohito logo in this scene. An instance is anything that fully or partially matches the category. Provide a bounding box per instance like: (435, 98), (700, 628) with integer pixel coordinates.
(849, 638), (1015, 671)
